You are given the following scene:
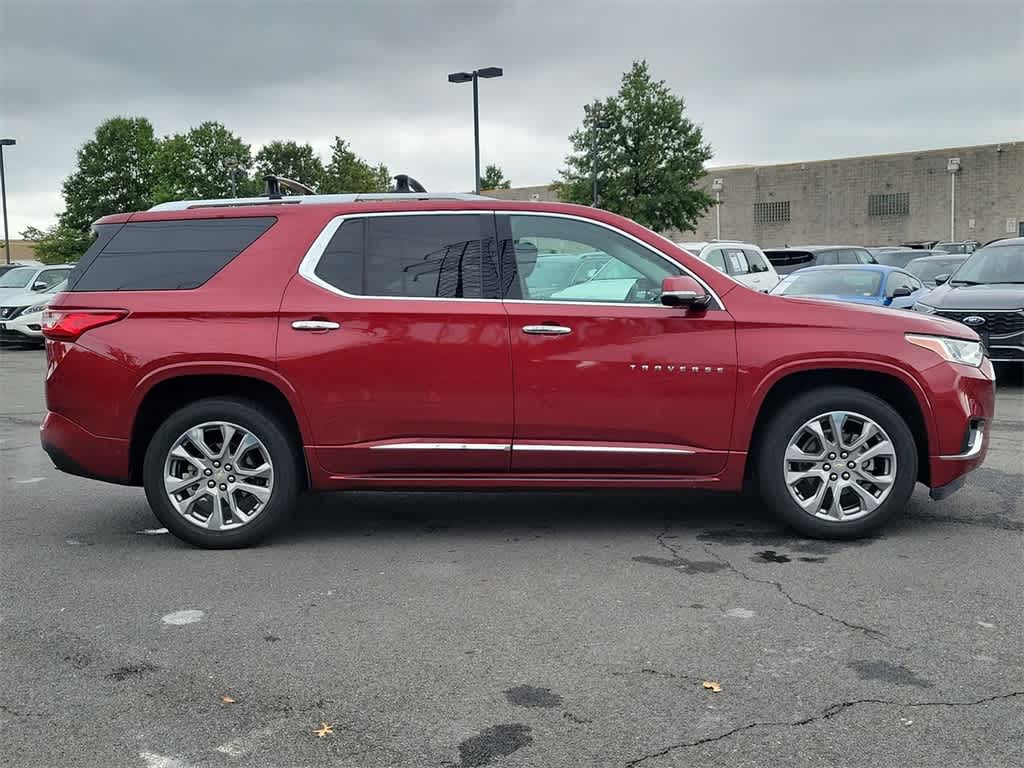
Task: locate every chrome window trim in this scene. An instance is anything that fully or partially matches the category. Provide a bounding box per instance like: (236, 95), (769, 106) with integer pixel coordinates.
(297, 210), (725, 309)
(513, 444), (694, 455)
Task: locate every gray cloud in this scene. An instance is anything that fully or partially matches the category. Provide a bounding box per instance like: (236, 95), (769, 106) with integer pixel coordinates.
(1, 0), (1021, 233)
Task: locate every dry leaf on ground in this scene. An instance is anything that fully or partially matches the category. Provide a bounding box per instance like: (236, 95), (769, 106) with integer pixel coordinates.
(702, 681), (722, 692)
(313, 723), (334, 738)
(220, 695), (236, 704)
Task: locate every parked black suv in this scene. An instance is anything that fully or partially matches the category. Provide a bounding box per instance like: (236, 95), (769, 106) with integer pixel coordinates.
(763, 245), (877, 275)
(913, 238), (1024, 363)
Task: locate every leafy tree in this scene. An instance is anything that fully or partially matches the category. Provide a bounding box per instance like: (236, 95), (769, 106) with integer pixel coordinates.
(557, 60), (714, 232)
(153, 121), (252, 202)
(60, 117), (160, 232)
(320, 137), (390, 193)
(25, 224), (93, 264)
(252, 141), (324, 192)
(479, 164), (510, 190)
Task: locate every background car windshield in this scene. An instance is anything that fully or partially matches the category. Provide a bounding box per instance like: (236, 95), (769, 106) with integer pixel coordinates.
(777, 269), (882, 296)
(0, 268), (34, 288)
(951, 245), (1024, 284)
(873, 250), (916, 267)
(907, 259), (964, 283)
(593, 258), (643, 280)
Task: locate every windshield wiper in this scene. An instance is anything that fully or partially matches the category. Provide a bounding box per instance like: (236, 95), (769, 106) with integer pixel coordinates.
(950, 279), (981, 285)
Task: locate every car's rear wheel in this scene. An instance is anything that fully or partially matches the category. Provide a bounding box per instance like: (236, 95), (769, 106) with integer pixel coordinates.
(757, 387), (917, 538)
(143, 398), (299, 548)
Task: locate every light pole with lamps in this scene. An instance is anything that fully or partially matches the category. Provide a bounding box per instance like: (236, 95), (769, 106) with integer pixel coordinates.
(0, 138), (15, 265)
(947, 157), (960, 242)
(447, 67), (503, 194)
(711, 177), (724, 240)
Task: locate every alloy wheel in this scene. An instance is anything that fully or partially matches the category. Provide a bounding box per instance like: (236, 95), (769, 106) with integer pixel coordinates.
(783, 411), (897, 522)
(162, 421), (274, 531)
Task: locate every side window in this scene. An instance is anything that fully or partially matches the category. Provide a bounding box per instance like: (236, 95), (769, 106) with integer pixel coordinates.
(724, 248), (751, 275)
(501, 215), (679, 304)
(817, 251), (837, 265)
(703, 248), (727, 273)
(35, 269), (71, 289)
(743, 248), (770, 273)
(887, 272), (921, 294)
(71, 217), (275, 291)
(836, 249), (860, 265)
(314, 214), (494, 299)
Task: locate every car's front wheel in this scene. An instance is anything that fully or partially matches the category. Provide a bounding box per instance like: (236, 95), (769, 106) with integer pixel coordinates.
(143, 398), (299, 548)
(757, 386), (918, 538)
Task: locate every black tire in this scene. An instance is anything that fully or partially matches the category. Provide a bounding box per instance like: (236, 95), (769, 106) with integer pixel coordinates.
(143, 397), (299, 548)
(756, 386), (917, 539)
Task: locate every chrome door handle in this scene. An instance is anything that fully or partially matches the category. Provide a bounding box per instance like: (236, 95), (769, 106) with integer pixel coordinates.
(292, 320), (340, 331)
(522, 324), (572, 335)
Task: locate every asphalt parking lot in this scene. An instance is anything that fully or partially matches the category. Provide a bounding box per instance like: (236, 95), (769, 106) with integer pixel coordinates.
(1, 348), (1022, 768)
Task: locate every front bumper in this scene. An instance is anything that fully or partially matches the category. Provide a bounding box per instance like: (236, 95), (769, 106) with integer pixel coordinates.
(0, 310), (45, 343)
(923, 359), (995, 496)
(40, 411), (131, 484)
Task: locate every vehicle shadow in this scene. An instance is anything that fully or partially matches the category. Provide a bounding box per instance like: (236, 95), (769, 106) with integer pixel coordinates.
(275, 488), (792, 545)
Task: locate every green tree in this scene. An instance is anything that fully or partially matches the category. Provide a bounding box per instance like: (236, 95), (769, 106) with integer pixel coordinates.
(153, 121), (252, 202)
(252, 141), (324, 192)
(320, 137), (390, 193)
(24, 224), (93, 264)
(557, 60), (714, 232)
(60, 116), (160, 231)
(479, 164), (510, 190)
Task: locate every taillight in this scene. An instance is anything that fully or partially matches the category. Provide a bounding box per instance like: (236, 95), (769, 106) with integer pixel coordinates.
(41, 309), (128, 341)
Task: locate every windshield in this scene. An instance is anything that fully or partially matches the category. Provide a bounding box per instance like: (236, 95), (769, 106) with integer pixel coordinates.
(0, 268), (34, 288)
(906, 258), (965, 283)
(774, 269), (882, 297)
(950, 245), (1024, 284)
(872, 251), (916, 267)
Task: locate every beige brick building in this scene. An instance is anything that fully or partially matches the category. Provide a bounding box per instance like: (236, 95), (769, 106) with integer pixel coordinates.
(486, 141), (1024, 247)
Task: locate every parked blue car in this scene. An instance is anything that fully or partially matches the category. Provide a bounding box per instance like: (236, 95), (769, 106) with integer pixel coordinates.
(769, 264), (928, 309)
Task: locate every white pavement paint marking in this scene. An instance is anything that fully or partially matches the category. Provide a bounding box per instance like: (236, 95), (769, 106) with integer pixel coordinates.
(724, 608), (756, 619)
(137, 528), (170, 535)
(139, 752), (192, 768)
(161, 610), (204, 625)
(15, 477), (45, 484)
(216, 726), (278, 758)
(976, 621), (996, 629)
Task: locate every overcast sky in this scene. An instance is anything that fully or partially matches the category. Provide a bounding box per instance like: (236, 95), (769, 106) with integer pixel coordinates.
(1, 0), (1021, 234)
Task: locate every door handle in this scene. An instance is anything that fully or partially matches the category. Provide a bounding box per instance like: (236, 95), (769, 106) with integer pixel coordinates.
(522, 324), (572, 335)
(292, 320), (340, 331)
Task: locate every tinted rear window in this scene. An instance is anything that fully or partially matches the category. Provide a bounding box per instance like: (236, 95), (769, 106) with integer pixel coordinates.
(314, 214), (492, 298)
(764, 250), (814, 273)
(70, 217), (275, 291)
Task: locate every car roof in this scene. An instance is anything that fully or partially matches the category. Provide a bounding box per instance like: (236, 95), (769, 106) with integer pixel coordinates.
(985, 237), (1024, 247)
(787, 264), (905, 275)
(763, 245), (861, 253)
(906, 253), (969, 263)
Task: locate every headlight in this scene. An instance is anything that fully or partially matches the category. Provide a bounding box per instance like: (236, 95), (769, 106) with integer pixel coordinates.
(24, 301), (49, 315)
(906, 334), (984, 367)
(912, 302), (937, 314)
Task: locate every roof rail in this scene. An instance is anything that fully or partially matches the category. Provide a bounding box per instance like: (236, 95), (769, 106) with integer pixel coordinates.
(148, 192), (491, 212)
(148, 172), (491, 212)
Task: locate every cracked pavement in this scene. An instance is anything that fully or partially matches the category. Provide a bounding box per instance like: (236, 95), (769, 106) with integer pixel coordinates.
(1, 349), (1022, 768)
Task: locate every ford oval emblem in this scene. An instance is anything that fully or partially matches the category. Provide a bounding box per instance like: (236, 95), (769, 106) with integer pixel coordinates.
(962, 315), (986, 327)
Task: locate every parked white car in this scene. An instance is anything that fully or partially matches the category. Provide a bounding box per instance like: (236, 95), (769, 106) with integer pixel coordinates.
(0, 279), (68, 346)
(676, 240), (780, 292)
(0, 263), (74, 304)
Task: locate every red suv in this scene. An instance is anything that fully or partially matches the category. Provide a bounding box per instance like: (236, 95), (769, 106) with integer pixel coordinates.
(41, 193), (995, 548)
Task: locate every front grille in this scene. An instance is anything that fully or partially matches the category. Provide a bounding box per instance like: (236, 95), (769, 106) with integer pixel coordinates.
(0, 305), (25, 320)
(935, 310), (1024, 337)
(988, 345), (1024, 362)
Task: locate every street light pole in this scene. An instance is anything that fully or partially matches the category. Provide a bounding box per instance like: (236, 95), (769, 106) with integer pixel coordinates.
(448, 67), (503, 195)
(0, 138), (15, 265)
(947, 157), (960, 242)
(711, 178), (724, 240)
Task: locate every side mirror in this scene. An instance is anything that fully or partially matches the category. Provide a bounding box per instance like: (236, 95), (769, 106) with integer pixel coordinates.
(933, 273), (951, 285)
(32, 281), (48, 292)
(889, 285), (913, 299)
(660, 275), (710, 309)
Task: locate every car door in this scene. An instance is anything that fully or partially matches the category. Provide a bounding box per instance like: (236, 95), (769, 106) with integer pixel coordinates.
(277, 211), (513, 475)
(498, 213), (737, 476)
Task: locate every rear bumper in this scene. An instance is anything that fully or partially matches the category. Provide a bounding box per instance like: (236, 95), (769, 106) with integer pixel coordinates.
(40, 411), (131, 484)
